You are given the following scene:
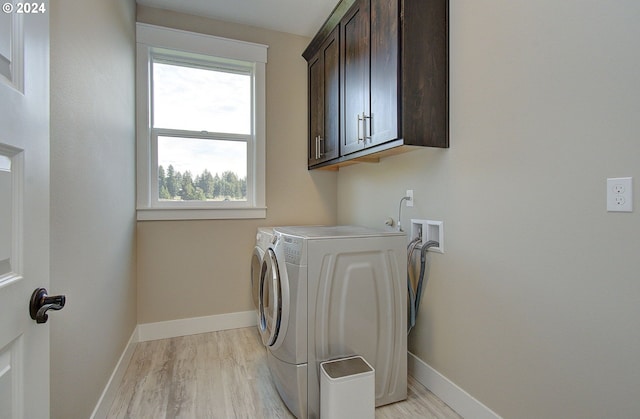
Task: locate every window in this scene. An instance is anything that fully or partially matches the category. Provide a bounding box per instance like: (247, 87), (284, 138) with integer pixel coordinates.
(136, 23), (267, 220)
(152, 57), (250, 204)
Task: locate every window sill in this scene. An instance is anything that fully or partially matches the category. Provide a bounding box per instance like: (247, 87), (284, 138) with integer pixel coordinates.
(136, 207), (267, 221)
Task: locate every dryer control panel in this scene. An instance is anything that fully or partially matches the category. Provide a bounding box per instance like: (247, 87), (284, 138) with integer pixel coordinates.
(282, 235), (304, 265)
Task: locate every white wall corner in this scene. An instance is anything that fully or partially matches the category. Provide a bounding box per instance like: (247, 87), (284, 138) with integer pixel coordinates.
(408, 352), (503, 419)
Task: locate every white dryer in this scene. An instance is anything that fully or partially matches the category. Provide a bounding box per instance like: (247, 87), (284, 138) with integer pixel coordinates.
(251, 227), (274, 312)
(258, 226), (407, 419)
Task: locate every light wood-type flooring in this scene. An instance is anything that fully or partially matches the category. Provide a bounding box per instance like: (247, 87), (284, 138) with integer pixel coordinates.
(106, 327), (462, 419)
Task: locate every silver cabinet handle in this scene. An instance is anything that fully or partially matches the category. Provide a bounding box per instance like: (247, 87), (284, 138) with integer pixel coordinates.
(364, 114), (372, 140)
(319, 136), (324, 157)
(357, 113), (364, 143)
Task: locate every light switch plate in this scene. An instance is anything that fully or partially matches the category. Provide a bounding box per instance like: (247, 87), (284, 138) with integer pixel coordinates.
(406, 190), (414, 207)
(607, 177), (632, 212)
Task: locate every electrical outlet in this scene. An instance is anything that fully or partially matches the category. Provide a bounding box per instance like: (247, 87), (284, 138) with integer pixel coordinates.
(607, 177), (632, 212)
(406, 190), (413, 207)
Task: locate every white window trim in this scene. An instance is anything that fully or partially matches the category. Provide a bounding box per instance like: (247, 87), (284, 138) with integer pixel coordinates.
(136, 23), (267, 221)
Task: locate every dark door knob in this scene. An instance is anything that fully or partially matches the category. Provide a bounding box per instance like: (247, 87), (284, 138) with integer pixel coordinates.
(29, 288), (66, 324)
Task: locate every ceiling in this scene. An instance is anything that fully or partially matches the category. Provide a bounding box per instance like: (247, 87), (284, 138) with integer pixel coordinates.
(136, 0), (340, 37)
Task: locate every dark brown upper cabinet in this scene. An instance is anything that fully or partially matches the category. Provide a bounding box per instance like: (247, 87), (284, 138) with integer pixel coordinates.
(341, 0), (370, 156)
(303, 0), (449, 170)
(308, 27), (340, 166)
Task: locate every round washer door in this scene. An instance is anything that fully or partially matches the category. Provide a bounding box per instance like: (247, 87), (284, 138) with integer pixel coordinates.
(259, 248), (281, 346)
(250, 247), (264, 309)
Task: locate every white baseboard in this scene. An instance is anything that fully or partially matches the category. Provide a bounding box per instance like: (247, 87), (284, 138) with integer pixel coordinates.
(408, 352), (503, 419)
(90, 327), (139, 419)
(137, 310), (258, 342)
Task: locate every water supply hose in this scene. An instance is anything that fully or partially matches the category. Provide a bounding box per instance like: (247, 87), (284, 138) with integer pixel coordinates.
(407, 239), (440, 334)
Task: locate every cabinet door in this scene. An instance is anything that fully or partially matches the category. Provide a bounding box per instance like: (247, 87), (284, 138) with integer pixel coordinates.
(369, 0), (399, 146)
(308, 28), (340, 167)
(308, 53), (323, 166)
(341, 0), (370, 156)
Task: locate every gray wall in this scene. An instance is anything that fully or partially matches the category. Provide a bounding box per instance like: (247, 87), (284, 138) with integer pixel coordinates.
(337, 1), (640, 418)
(50, 0), (137, 417)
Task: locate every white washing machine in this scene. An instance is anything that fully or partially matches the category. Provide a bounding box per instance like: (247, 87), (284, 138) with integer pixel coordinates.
(258, 226), (407, 419)
(251, 227), (274, 316)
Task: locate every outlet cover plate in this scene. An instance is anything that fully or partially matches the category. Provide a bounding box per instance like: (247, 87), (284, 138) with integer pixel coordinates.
(607, 177), (632, 212)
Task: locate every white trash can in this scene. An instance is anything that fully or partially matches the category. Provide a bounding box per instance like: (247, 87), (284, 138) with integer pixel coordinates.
(320, 356), (375, 419)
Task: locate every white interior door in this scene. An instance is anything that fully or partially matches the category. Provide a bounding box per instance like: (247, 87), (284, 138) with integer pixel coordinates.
(0, 2), (51, 418)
